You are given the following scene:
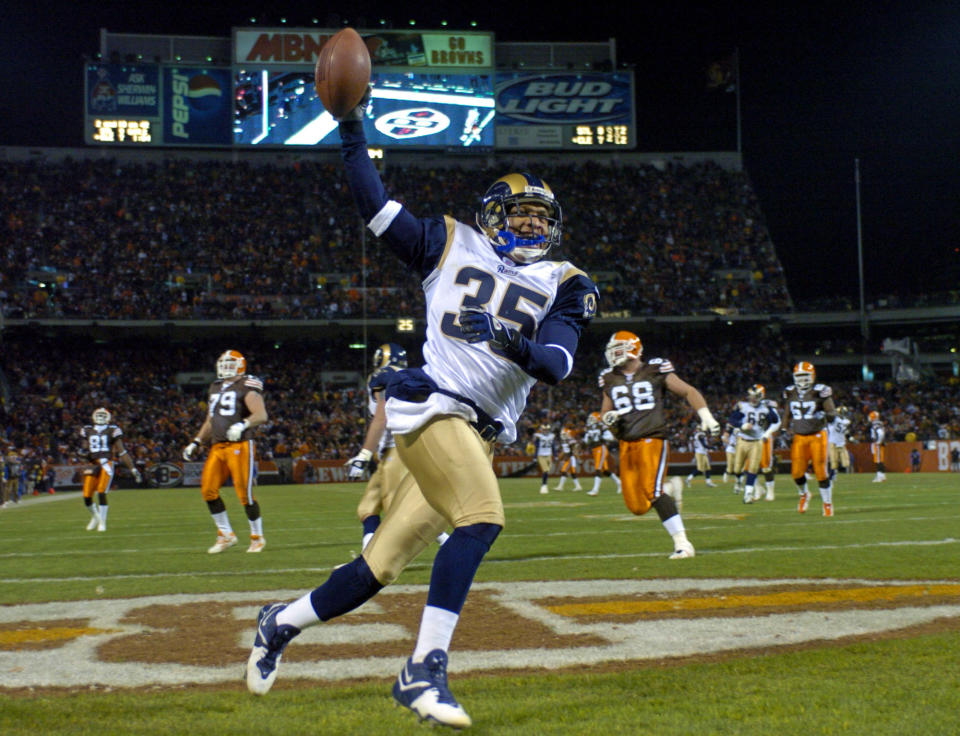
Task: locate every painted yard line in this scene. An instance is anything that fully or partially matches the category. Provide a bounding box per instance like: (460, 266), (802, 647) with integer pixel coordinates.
(1, 537), (956, 586)
(547, 583), (960, 616)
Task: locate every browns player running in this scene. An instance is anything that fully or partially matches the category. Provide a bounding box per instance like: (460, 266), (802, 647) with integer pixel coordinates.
(183, 350), (269, 553)
(599, 331), (721, 559)
(781, 361), (837, 516)
(79, 407), (141, 532)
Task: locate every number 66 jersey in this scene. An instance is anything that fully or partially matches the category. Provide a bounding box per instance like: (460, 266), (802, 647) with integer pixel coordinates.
(598, 357), (675, 440)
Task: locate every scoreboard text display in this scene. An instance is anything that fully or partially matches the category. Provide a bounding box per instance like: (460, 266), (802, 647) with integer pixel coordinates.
(85, 64), (160, 145)
(494, 72), (635, 150)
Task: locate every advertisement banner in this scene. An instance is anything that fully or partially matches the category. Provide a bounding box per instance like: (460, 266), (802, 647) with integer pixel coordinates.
(86, 63), (160, 116)
(162, 67), (233, 146)
(233, 29), (493, 69)
(494, 72), (635, 150)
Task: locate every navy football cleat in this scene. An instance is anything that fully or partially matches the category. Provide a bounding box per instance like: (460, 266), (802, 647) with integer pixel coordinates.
(246, 603), (300, 695)
(392, 649), (472, 729)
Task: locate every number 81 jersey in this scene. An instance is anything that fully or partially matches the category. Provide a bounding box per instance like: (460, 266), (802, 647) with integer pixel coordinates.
(599, 357), (674, 440)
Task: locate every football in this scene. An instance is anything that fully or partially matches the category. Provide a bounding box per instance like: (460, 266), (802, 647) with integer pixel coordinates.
(314, 27), (371, 119)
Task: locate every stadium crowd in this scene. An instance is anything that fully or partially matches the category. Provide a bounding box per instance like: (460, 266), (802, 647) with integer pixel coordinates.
(3, 333), (959, 492)
(1, 157), (791, 320)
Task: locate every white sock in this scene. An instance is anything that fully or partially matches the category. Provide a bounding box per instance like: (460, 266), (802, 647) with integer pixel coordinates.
(766, 480), (775, 492)
(361, 532), (374, 550)
(435, 532), (450, 546)
(99, 505), (109, 523)
(612, 473), (621, 490)
(591, 478), (600, 492)
(573, 480), (582, 490)
(249, 517), (264, 538)
(89, 505), (100, 518)
(662, 514), (685, 537)
(412, 605), (459, 662)
(277, 592), (320, 630)
(556, 477), (566, 490)
(819, 484), (833, 504)
(212, 511), (233, 536)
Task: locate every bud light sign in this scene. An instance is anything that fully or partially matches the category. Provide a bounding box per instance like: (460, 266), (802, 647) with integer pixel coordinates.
(495, 73), (632, 125)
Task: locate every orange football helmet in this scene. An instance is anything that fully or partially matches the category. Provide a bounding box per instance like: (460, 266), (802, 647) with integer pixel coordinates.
(792, 361), (815, 390)
(868, 410), (880, 422)
(587, 411), (602, 427)
(92, 407), (111, 426)
(217, 349), (246, 379)
(605, 331), (642, 367)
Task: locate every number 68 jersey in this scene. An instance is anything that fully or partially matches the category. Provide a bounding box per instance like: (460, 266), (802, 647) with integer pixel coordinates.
(599, 357), (675, 441)
(206, 374), (264, 444)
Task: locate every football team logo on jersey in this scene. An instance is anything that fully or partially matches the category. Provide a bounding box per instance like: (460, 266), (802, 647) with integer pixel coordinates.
(375, 108), (451, 139)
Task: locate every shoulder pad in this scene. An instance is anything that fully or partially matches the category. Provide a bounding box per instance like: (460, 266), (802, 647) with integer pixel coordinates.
(815, 384), (832, 397)
(110, 425), (123, 437)
(244, 375), (265, 391)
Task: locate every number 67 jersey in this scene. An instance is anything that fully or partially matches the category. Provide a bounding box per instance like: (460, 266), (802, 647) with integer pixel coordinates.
(598, 357), (675, 440)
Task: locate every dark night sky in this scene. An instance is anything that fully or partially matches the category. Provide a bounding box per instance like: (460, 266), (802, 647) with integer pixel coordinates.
(3, 1), (958, 303)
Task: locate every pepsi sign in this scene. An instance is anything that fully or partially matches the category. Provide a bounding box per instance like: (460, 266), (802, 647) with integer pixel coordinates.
(163, 67), (233, 146)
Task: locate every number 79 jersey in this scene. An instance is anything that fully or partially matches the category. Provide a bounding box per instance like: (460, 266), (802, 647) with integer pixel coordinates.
(599, 358), (674, 440)
(206, 375), (264, 444)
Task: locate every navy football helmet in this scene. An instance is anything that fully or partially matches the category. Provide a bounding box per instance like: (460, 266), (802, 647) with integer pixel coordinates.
(374, 343), (408, 369)
(477, 173), (562, 264)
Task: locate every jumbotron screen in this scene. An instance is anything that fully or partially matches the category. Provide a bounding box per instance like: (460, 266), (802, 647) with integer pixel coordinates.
(233, 71), (495, 148)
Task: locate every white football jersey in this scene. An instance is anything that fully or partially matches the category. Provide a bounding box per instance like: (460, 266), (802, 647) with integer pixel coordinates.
(732, 399), (780, 441)
(827, 416), (851, 447)
(389, 219), (588, 444)
(534, 430), (555, 456)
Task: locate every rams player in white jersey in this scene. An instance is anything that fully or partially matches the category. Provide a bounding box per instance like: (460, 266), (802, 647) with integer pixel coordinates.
(726, 384), (781, 503)
(532, 422), (556, 494)
(246, 91), (598, 729)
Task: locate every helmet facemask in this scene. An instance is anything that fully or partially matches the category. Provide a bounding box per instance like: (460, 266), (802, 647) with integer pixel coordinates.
(477, 174), (562, 264)
(605, 332), (642, 368)
(747, 384), (765, 406)
(92, 408), (111, 426)
(217, 350), (246, 379)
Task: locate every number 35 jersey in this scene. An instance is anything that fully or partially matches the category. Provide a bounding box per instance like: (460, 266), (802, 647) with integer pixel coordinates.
(599, 358), (674, 441)
(206, 374), (264, 444)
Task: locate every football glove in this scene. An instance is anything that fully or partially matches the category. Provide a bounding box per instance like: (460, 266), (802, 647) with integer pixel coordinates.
(182, 441), (200, 461)
(345, 448), (373, 480)
(698, 408), (722, 437)
(336, 86), (372, 123)
(132, 468), (143, 484)
(226, 421), (248, 442)
(602, 410), (622, 428)
(458, 307), (523, 354)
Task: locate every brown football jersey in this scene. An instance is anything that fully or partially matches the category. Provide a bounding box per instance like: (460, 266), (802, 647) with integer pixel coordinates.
(207, 374), (264, 443)
(781, 383), (833, 435)
(600, 358), (675, 440)
(80, 424), (123, 461)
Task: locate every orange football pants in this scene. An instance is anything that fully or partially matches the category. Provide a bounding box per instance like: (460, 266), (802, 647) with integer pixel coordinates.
(592, 445), (611, 473)
(201, 440), (257, 505)
(82, 460), (115, 497)
(790, 431), (828, 481)
(618, 437), (668, 515)
(871, 444), (885, 464)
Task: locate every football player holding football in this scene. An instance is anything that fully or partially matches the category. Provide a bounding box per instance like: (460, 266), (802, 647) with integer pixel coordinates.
(183, 350), (269, 553)
(598, 330), (721, 559)
(79, 407), (141, 531)
(346, 343), (449, 551)
(781, 361), (837, 516)
(245, 91), (597, 729)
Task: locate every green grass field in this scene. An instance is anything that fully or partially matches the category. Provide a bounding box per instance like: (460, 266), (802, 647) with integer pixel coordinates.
(1, 472), (958, 735)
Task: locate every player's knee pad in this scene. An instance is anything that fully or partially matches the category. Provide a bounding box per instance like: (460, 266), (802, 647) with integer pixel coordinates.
(206, 497), (226, 514)
(244, 501), (260, 521)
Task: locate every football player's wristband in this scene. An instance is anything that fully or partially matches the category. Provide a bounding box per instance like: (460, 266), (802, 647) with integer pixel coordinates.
(193, 437), (203, 445)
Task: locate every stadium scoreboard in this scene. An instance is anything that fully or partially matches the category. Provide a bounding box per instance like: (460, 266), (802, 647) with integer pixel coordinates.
(85, 29), (635, 151)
